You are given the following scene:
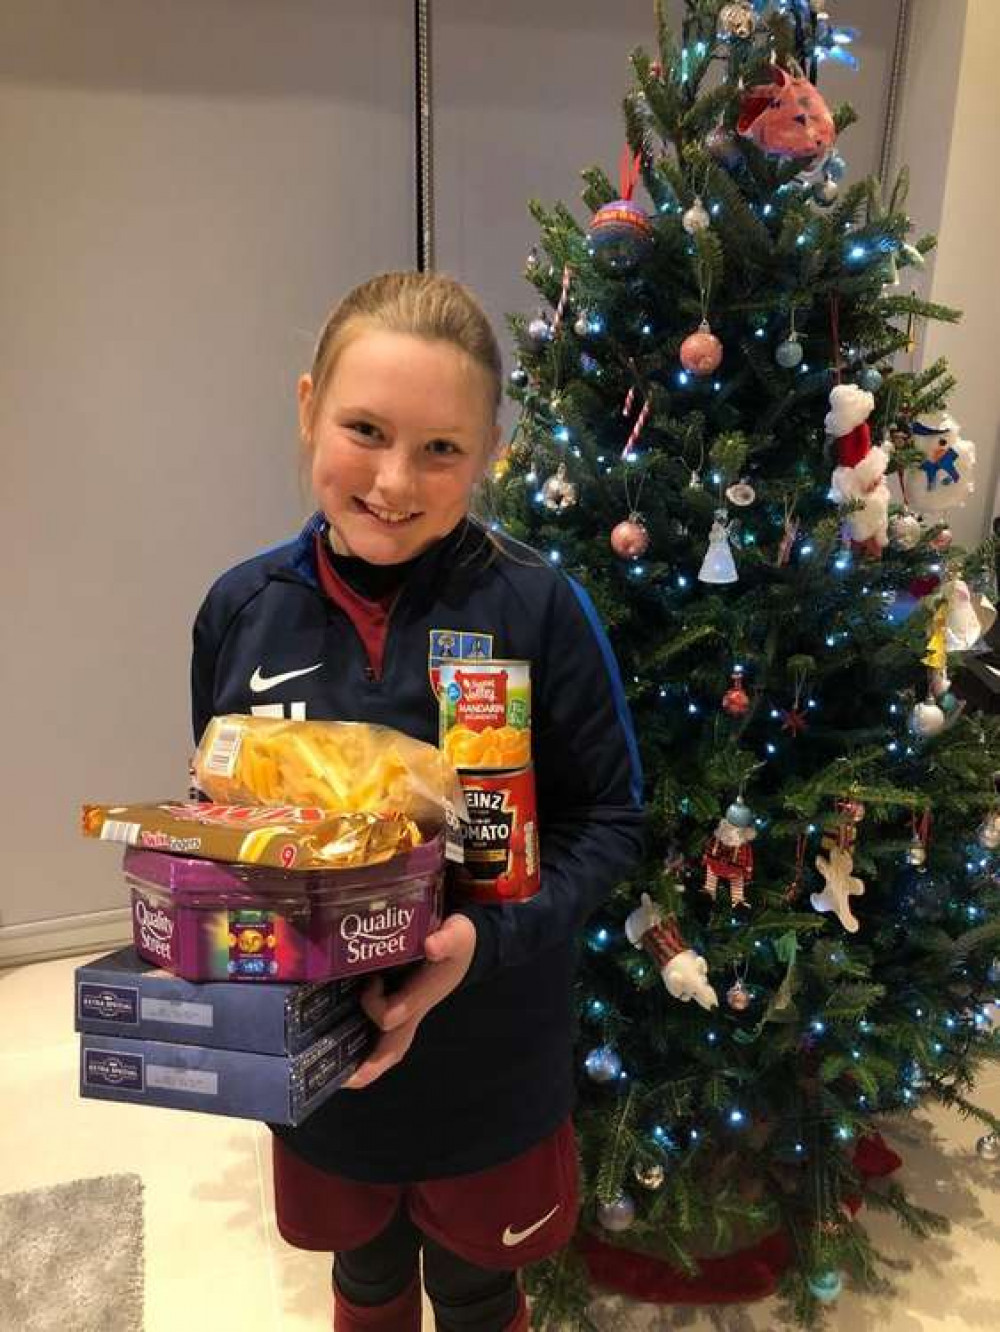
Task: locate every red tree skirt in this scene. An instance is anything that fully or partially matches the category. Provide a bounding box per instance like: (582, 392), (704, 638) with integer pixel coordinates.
(579, 1132), (903, 1306)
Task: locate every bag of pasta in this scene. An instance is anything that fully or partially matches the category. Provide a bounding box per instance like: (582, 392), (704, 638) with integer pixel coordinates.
(193, 716), (467, 846)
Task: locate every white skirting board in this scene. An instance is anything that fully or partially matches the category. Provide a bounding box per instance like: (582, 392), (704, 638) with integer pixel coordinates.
(0, 908), (131, 970)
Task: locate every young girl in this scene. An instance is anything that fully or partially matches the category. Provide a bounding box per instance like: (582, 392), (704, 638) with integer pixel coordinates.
(190, 272), (645, 1331)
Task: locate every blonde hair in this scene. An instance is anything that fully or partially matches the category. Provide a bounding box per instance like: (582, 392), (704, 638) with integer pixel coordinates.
(302, 270), (502, 437)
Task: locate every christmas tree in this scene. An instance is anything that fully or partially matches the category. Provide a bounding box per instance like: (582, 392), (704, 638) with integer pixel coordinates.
(486, 1), (1000, 1325)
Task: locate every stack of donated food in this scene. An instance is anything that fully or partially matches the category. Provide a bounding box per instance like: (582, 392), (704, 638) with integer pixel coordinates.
(78, 716), (467, 1126)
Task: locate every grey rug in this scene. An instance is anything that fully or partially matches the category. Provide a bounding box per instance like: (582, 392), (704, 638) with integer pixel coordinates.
(0, 1173), (144, 1331)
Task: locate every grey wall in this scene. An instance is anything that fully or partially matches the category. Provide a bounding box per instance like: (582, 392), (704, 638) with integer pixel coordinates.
(0, 0), (414, 943)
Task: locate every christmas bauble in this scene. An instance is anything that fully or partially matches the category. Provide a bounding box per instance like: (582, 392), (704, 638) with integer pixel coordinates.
(976, 1133), (1000, 1162)
(858, 367), (883, 393)
(775, 336), (804, 369)
(680, 322), (723, 376)
(527, 315), (552, 345)
(813, 178), (839, 207)
(588, 200), (654, 271)
(910, 700), (945, 737)
(611, 515), (650, 560)
(726, 797), (754, 828)
(682, 196), (711, 235)
(808, 1271), (844, 1303)
(987, 958), (1000, 985)
(633, 1161), (666, 1190)
(889, 512), (922, 550)
(726, 980), (752, 1011)
(718, 1), (755, 40)
(585, 1046), (622, 1083)
(597, 1193), (636, 1232)
(509, 366), (529, 389)
(929, 527), (953, 552)
(706, 126), (742, 168)
(580, 353), (599, 375)
(978, 814), (1000, 849)
(574, 312), (591, 338)
(722, 682), (750, 716)
(939, 691), (959, 714)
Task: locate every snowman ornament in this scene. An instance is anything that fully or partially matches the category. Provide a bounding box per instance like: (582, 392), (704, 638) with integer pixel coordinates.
(905, 410), (976, 514)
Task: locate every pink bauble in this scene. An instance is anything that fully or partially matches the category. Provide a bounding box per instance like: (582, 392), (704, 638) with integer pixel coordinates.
(611, 516), (650, 560)
(680, 323), (724, 376)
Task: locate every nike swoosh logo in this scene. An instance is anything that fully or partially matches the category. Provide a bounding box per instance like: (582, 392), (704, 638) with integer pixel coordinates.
(501, 1203), (561, 1247)
(249, 663), (322, 693)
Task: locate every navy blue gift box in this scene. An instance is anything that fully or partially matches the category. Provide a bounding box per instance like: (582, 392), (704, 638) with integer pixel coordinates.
(76, 946), (371, 1125)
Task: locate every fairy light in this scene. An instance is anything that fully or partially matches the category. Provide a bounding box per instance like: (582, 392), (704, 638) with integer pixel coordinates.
(677, 371), (691, 386)
(729, 1108), (746, 1126)
(555, 426), (570, 442)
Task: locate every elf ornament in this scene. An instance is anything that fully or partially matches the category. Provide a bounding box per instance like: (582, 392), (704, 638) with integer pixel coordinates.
(826, 384), (891, 557)
(624, 892), (719, 1010)
(906, 410), (977, 514)
(702, 797), (757, 908)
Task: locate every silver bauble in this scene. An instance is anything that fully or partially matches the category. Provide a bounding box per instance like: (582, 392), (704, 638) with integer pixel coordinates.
(597, 1193), (637, 1231)
(890, 512), (922, 550)
(527, 315), (552, 345)
(910, 700), (945, 738)
(905, 838), (927, 868)
(682, 197), (711, 235)
(775, 336), (804, 369)
(976, 1133), (1000, 1162)
(813, 178), (840, 207)
(633, 1161), (666, 1190)
(585, 1046), (622, 1083)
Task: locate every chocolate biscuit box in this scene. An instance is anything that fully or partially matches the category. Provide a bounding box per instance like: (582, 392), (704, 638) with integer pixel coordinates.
(79, 1011), (371, 1126)
(75, 946), (360, 1056)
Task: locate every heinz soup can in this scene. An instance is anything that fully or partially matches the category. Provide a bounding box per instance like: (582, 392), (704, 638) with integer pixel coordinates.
(451, 764), (540, 903)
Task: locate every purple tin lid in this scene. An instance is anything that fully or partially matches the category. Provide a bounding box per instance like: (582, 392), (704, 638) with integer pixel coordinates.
(122, 831), (444, 906)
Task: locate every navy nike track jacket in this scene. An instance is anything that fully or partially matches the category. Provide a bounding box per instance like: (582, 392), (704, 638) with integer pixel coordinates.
(191, 512), (645, 1181)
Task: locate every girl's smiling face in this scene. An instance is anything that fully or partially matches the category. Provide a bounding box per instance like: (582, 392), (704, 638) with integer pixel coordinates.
(299, 329), (500, 565)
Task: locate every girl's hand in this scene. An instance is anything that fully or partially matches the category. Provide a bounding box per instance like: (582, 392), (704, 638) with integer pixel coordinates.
(342, 913), (477, 1090)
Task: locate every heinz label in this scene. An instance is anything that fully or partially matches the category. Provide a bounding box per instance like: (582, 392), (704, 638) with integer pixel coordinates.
(451, 765), (540, 903)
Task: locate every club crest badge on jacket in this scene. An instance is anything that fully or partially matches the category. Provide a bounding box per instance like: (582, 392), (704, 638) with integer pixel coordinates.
(428, 629), (493, 697)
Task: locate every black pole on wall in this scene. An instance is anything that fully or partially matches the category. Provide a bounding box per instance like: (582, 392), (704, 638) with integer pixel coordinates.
(879, 0), (912, 184)
(415, 0), (434, 272)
